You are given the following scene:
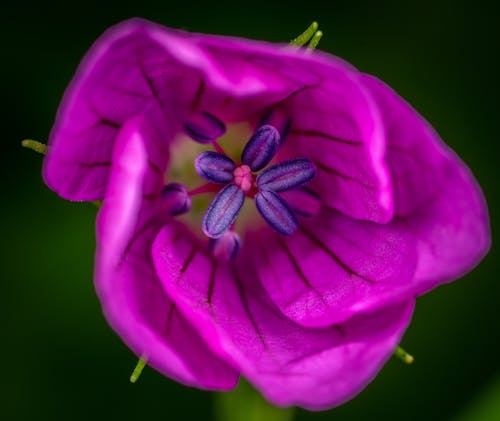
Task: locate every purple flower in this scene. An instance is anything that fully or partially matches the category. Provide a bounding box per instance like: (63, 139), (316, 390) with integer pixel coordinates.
(42, 19), (490, 410)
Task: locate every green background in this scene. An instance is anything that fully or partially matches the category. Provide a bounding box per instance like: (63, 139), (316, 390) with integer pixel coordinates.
(2, 0), (499, 419)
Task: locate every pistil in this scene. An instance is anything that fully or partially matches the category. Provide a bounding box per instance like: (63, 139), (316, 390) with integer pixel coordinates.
(233, 165), (253, 193)
(177, 113), (318, 249)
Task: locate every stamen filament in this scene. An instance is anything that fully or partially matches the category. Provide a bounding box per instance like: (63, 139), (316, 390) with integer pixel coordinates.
(188, 183), (220, 196)
(130, 355), (148, 383)
(394, 346), (414, 364)
(290, 21), (319, 47)
(212, 140), (227, 156)
(22, 139), (47, 155)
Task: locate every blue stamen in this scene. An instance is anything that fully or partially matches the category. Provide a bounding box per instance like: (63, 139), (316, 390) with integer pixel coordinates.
(209, 231), (241, 261)
(186, 115), (318, 242)
(184, 112), (226, 144)
(255, 190), (299, 235)
(241, 125), (281, 171)
(256, 158), (316, 192)
(161, 183), (192, 215)
(202, 184), (245, 239)
(195, 151), (236, 184)
(259, 111), (291, 142)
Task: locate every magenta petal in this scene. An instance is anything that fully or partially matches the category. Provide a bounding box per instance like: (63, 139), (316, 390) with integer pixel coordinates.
(279, 187), (321, 217)
(43, 18), (332, 201)
(95, 118), (238, 390)
(43, 20), (179, 201)
(283, 78), (394, 223)
(152, 229), (414, 409)
(248, 208), (417, 327)
(360, 75), (491, 293)
(44, 17), (491, 410)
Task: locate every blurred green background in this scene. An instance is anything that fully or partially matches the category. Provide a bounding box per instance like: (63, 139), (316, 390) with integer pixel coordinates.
(2, 0), (499, 419)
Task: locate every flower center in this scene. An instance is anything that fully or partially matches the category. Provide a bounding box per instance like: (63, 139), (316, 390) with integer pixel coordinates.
(233, 165), (253, 193)
(161, 111), (320, 260)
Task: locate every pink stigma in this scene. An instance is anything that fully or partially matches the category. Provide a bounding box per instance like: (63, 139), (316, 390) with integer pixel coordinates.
(233, 165), (253, 193)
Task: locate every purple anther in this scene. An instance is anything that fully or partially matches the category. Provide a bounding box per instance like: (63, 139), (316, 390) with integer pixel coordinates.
(241, 125), (281, 171)
(259, 110), (291, 142)
(202, 184), (245, 239)
(255, 190), (298, 236)
(184, 112), (226, 144)
(256, 158), (316, 192)
(161, 183), (192, 215)
(195, 151), (236, 184)
(209, 230), (241, 261)
(280, 187), (321, 217)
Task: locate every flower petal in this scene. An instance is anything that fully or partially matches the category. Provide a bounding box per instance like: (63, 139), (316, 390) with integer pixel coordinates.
(42, 19), (319, 201)
(43, 18), (379, 205)
(151, 229), (415, 410)
(256, 158), (316, 192)
(95, 117), (238, 390)
(241, 125), (280, 171)
(282, 79), (394, 223)
(255, 190), (298, 236)
(202, 184), (245, 238)
(279, 187), (321, 217)
(360, 75), (491, 293)
(247, 208), (417, 327)
(195, 151), (236, 184)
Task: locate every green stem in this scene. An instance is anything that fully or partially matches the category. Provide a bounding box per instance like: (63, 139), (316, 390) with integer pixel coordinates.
(215, 379), (294, 421)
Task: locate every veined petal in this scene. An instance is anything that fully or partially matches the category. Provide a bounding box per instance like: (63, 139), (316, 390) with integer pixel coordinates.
(256, 158), (316, 192)
(248, 208), (417, 327)
(360, 75), (491, 293)
(280, 187), (321, 217)
(202, 185), (245, 238)
(42, 18), (363, 202)
(255, 190), (298, 235)
(283, 80), (394, 223)
(95, 117), (238, 390)
(241, 125), (280, 171)
(152, 229), (415, 410)
(195, 151), (235, 184)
